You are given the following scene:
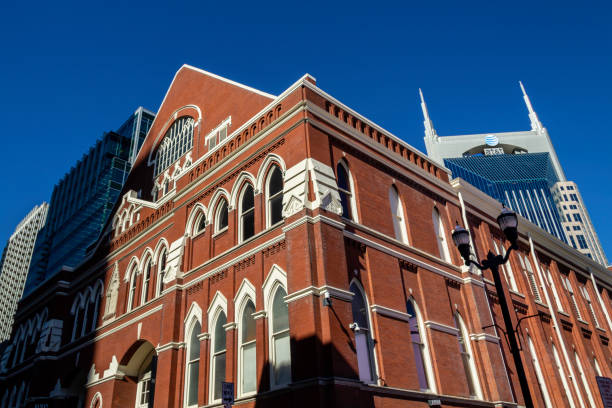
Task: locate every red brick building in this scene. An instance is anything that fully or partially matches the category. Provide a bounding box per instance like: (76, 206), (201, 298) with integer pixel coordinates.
(1, 65), (611, 408)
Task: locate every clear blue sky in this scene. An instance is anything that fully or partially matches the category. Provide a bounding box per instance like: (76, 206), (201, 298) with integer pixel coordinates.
(1, 1), (611, 263)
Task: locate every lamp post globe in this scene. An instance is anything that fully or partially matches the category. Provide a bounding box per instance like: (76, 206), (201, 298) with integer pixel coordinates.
(497, 207), (518, 247)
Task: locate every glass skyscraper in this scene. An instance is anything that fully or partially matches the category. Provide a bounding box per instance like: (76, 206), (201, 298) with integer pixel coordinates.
(444, 153), (566, 243)
(23, 108), (156, 295)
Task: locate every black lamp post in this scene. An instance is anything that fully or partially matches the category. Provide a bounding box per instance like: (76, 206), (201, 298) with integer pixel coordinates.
(451, 208), (534, 408)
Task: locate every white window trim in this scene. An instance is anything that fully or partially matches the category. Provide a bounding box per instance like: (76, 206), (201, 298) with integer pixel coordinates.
(156, 248), (168, 297)
(410, 298), (436, 393)
(455, 313), (483, 399)
(184, 309), (202, 408)
(208, 291), (228, 404)
(140, 258), (152, 305)
(433, 208), (451, 263)
(234, 279), (257, 397)
(337, 161), (359, 223)
(265, 166), (284, 229)
(127, 267), (138, 313)
(575, 351), (597, 408)
(527, 335), (553, 408)
(263, 265), (291, 389)
(551, 344), (576, 408)
(238, 184), (255, 244)
(389, 186), (409, 244)
(349, 279), (380, 384)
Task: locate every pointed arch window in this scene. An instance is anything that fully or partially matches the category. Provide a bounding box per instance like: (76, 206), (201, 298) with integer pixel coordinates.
(594, 356), (602, 376)
(270, 286), (291, 387)
(157, 249), (167, 296)
(433, 208), (451, 262)
(210, 311), (227, 402)
(154, 116), (194, 177)
(389, 185), (408, 244)
(239, 185), (255, 242)
(551, 343), (576, 408)
(239, 299), (257, 395)
(454, 313), (481, 398)
(580, 285), (600, 327)
(267, 166), (284, 227)
(575, 351), (597, 407)
(141, 259), (152, 304)
(527, 335), (553, 408)
(547, 269), (564, 312)
(337, 161), (355, 220)
(194, 212), (206, 235)
(215, 199), (229, 233)
(185, 320), (201, 408)
(127, 266), (138, 312)
(561, 275), (582, 319)
(406, 299), (434, 391)
(349, 281), (377, 383)
(521, 255), (542, 302)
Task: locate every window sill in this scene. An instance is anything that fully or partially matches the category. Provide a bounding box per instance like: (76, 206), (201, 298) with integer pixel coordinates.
(558, 310), (570, 317)
(212, 227), (228, 239)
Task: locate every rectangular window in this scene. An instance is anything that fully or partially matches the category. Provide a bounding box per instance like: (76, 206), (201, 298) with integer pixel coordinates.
(569, 236), (577, 249)
(219, 126), (228, 143)
(573, 213), (582, 222)
(577, 235), (588, 249)
(571, 194), (578, 201)
(564, 194), (568, 201)
(573, 225), (581, 231)
(207, 134), (217, 151)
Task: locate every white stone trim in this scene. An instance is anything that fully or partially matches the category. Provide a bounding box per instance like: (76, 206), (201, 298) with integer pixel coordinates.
(370, 305), (411, 322)
(424, 320), (459, 335)
(156, 341), (185, 353)
(470, 333), (500, 344)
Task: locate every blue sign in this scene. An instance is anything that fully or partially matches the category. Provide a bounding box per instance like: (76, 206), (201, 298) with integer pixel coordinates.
(222, 382), (234, 406)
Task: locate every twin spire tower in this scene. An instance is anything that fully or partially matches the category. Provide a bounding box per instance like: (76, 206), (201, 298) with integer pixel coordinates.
(420, 81), (545, 142)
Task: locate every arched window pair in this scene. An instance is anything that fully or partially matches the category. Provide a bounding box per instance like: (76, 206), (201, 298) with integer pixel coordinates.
(238, 166), (283, 243)
(206, 285), (291, 403)
(389, 185), (408, 244)
(71, 282), (103, 341)
(127, 249), (167, 313)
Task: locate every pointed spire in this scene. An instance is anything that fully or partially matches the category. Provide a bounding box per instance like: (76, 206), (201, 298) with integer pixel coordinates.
(419, 88), (438, 140)
(519, 81), (544, 133)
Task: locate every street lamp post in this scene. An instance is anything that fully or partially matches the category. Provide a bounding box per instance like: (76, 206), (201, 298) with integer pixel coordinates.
(451, 208), (534, 408)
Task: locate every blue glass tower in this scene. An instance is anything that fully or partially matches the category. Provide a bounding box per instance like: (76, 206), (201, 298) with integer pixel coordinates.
(23, 108), (156, 296)
(444, 152), (567, 243)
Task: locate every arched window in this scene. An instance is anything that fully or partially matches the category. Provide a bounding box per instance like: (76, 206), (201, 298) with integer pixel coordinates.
(580, 285), (600, 327)
(526, 335), (552, 407)
(561, 275), (582, 319)
(270, 286), (291, 387)
(267, 166), (284, 227)
(433, 208), (451, 262)
(493, 241), (517, 292)
(406, 299), (435, 391)
(551, 343), (576, 408)
(154, 116), (195, 176)
(136, 350), (156, 408)
(575, 351), (597, 407)
(239, 299), (257, 395)
(389, 185), (408, 243)
(185, 320), (201, 408)
(454, 313), (481, 398)
(194, 212), (206, 235)
(127, 266), (138, 312)
(594, 356), (602, 377)
(337, 161), (355, 220)
(349, 281), (376, 383)
(215, 199), (229, 233)
(141, 259), (152, 304)
(157, 249), (167, 296)
(547, 269), (564, 312)
(521, 255), (541, 302)
(210, 311), (227, 402)
(239, 185), (255, 242)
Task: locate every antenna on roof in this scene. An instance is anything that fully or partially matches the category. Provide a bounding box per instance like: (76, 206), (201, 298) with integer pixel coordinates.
(519, 81), (544, 133)
(420, 88), (438, 140)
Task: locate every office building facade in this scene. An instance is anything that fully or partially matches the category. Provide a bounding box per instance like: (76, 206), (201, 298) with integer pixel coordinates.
(422, 83), (607, 265)
(0, 204), (48, 340)
(24, 109), (156, 296)
(2, 67), (612, 408)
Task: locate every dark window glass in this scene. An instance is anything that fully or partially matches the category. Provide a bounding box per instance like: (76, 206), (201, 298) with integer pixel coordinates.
(268, 167), (284, 226)
(217, 200), (229, 231)
(337, 163), (352, 219)
(241, 186), (255, 241)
